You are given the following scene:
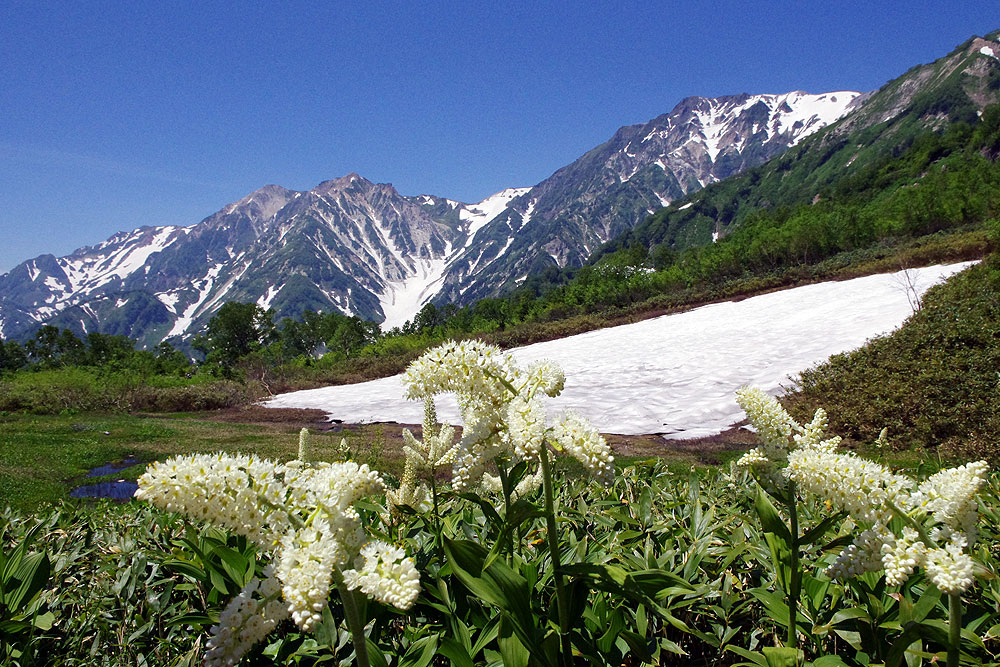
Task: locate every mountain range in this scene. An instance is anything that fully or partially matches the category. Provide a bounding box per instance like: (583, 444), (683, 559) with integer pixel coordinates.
(2, 30), (998, 348)
(0, 90), (860, 345)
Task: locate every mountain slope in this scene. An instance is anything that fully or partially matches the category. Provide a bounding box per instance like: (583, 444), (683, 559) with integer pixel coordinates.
(597, 31), (1000, 258)
(0, 87), (858, 344)
(434, 91), (860, 303)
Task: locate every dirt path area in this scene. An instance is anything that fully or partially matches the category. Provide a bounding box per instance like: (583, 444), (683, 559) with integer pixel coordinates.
(200, 405), (755, 465)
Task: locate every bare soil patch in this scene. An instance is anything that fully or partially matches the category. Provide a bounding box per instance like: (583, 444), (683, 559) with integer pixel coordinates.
(190, 406), (755, 465)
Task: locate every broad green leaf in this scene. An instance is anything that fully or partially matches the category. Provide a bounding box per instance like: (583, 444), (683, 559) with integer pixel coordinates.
(799, 512), (847, 547)
(762, 646), (802, 667)
(366, 638), (390, 667)
(399, 634), (439, 667)
(497, 616), (530, 667)
(212, 545), (254, 588)
(754, 488), (792, 544)
(724, 645), (769, 667)
(444, 538), (540, 652)
(6, 551), (49, 614)
(438, 637), (475, 667)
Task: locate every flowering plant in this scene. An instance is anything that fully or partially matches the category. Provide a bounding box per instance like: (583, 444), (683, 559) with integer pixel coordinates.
(401, 339), (614, 488)
(136, 450), (419, 667)
(736, 386), (990, 665)
(401, 340), (615, 667)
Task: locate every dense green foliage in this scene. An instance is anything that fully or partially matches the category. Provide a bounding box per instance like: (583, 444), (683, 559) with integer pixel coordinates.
(784, 254), (1000, 460)
(3, 459), (998, 666)
(0, 326), (252, 414)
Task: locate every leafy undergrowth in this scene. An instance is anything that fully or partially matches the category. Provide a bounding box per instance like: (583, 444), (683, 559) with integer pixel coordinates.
(3, 460), (999, 666)
(783, 256), (1000, 461)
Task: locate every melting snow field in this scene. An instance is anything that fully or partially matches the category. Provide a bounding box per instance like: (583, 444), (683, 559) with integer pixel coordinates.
(265, 262), (976, 439)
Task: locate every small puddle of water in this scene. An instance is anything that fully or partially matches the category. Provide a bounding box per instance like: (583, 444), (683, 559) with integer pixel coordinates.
(85, 456), (138, 477)
(70, 481), (139, 500)
(71, 456), (141, 501)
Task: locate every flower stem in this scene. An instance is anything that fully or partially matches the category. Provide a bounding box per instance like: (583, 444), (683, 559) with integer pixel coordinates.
(786, 484), (801, 648)
(430, 472), (444, 562)
(497, 462), (515, 561)
(539, 442), (573, 667)
(948, 593), (962, 667)
(338, 582), (371, 667)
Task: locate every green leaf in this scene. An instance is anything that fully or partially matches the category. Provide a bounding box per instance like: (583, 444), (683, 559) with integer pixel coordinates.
(808, 656), (850, 667)
(314, 605), (338, 650)
(799, 512), (847, 547)
(909, 586), (942, 623)
(724, 645), (769, 667)
(754, 488), (791, 543)
(618, 629), (654, 663)
(762, 646), (802, 667)
(32, 610), (55, 631)
(470, 614), (501, 656)
(497, 616), (530, 667)
(212, 545), (254, 588)
(444, 538), (541, 652)
(366, 637), (390, 667)
(639, 487), (652, 525)
(438, 637), (475, 667)
(399, 635), (439, 667)
(6, 551), (49, 614)
(166, 612), (217, 628)
(886, 624), (928, 667)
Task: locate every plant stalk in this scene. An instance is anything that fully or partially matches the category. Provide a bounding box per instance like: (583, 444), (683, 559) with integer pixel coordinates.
(539, 442), (573, 667)
(786, 483), (801, 648)
(430, 472), (444, 561)
(497, 462), (515, 560)
(948, 593), (961, 667)
(338, 582), (371, 667)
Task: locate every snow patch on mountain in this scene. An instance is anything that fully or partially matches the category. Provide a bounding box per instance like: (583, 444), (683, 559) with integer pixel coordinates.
(459, 187), (530, 244)
(378, 255), (450, 330)
(770, 91), (861, 143)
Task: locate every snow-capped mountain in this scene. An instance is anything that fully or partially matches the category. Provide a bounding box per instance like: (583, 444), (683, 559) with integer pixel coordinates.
(433, 91), (861, 302)
(0, 90), (859, 345)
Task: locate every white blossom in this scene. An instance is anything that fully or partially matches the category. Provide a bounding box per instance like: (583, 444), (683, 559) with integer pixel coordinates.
(507, 395), (547, 461)
(342, 541), (421, 610)
(551, 411), (615, 485)
(204, 566), (287, 667)
(401, 341), (614, 489)
(137, 452), (420, 658)
(911, 460), (989, 545)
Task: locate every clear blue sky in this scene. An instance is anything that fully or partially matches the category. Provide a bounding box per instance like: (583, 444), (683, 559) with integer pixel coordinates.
(0, 1), (996, 273)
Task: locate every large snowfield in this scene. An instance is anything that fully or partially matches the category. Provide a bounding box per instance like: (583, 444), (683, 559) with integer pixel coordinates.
(265, 262), (976, 439)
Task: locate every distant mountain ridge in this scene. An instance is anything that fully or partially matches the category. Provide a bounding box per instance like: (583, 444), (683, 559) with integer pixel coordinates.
(595, 30), (1000, 260)
(0, 87), (863, 346)
(434, 90), (861, 302)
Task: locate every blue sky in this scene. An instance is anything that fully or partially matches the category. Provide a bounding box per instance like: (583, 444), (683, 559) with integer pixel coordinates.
(0, 1), (996, 273)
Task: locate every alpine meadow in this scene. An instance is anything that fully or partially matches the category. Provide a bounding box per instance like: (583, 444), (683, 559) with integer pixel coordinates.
(3, 20), (1000, 667)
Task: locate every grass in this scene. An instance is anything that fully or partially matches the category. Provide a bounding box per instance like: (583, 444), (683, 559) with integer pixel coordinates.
(0, 407), (768, 512)
(0, 410), (391, 511)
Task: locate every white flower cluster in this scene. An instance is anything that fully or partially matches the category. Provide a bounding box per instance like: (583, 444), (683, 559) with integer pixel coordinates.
(551, 411), (615, 485)
(783, 446), (988, 595)
(507, 395), (547, 461)
(785, 449), (912, 526)
(734, 387), (990, 596)
(401, 340), (614, 490)
(911, 460), (989, 544)
(735, 387), (839, 476)
(480, 467), (545, 501)
(135, 453), (291, 549)
(204, 566), (287, 667)
(342, 541), (421, 609)
(137, 453), (420, 663)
